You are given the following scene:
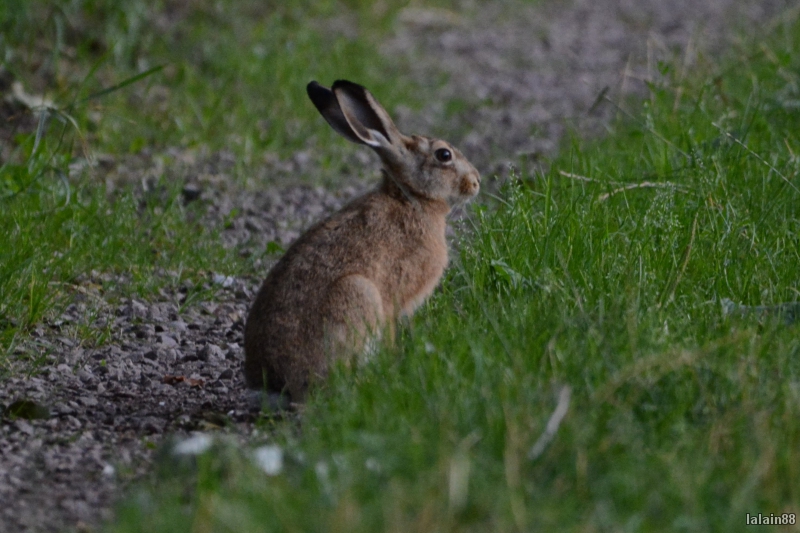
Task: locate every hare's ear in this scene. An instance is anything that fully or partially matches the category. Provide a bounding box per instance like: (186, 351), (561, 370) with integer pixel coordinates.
(307, 80), (402, 148)
(329, 80), (403, 149)
(307, 81), (365, 145)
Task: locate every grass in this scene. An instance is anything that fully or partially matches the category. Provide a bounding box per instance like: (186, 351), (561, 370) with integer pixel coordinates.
(109, 11), (800, 533)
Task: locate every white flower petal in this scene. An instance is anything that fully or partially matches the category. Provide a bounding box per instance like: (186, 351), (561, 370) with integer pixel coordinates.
(253, 445), (284, 476)
(173, 433), (213, 456)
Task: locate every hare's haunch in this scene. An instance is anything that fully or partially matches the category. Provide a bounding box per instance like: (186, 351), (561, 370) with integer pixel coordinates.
(243, 80), (480, 402)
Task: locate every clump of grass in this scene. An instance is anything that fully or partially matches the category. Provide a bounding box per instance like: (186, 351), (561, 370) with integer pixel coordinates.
(110, 14), (800, 533)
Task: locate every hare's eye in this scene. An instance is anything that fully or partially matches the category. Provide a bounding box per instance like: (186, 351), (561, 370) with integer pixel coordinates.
(434, 148), (452, 163)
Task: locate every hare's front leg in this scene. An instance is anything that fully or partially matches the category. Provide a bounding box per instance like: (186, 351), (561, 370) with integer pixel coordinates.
(323, 274), (386, 367)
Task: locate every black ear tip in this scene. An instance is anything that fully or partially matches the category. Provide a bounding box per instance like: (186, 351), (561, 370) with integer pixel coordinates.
(306, 80), (324, 97)
(307, 81), (334, 110)
(332, 79), (366, 93)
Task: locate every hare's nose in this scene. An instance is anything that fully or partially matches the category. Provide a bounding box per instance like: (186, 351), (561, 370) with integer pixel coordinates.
(471, 171), (481, 188)
(462, 172), (480, 196)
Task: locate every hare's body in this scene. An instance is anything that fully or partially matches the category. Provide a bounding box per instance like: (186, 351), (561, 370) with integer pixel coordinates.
(244, 80), (480, 402)
(245, 176), (449, 398)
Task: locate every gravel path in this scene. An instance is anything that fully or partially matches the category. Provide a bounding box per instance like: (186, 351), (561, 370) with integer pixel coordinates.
(0, 1), (793, 531)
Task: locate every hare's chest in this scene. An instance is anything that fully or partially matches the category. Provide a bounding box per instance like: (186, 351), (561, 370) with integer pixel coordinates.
(397, 238), (449, 317)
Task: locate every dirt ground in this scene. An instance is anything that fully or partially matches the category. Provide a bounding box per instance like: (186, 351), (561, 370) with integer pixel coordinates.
(0, 0), (793, 531)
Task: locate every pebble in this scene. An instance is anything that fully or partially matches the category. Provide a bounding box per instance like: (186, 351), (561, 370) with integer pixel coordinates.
(13, 420), (35, 436)
(78, 397), (98, 408)
(170, 320), (188, 332)
(54, 403), (76, 415)
(157, 334), (179, 347)
(197, 344), (224, 361)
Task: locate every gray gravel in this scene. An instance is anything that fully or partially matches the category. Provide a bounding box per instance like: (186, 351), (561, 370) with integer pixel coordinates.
(1, 276), (258, 532)
(1, 0), (795, 531)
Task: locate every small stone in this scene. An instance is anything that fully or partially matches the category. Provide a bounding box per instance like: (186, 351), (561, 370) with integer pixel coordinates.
(143, 350), (159, 361)
(225, 347), (242, 361)
(121, 299), (148, 318)
(218, 369), (234, 380)
(13, 420), (35, 436)
(158, 334), (179, 348)
(212, 274), (235, 288)
(197, 344), (224, 361)
(79, 396), (98, 407)
(59, 337), (75, 348)
(245, 218), (264, 232)
(54, 403), (75, 415)
(169, 320), (188, 332)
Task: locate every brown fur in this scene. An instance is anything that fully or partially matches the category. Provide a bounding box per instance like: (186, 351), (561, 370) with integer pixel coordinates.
(244, 80), (480, 402)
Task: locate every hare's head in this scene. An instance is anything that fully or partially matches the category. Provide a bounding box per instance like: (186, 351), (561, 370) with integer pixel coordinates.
(307, 80), (480, 208)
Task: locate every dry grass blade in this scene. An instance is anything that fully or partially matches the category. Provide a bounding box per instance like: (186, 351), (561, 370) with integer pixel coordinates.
(558, 171), (687, 200)
(558, 170), (599, 183)
(597, 181), (686, 201)
(528, 385), (572, 461)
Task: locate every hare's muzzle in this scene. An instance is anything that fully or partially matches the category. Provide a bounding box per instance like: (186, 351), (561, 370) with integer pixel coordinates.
(460, 170), (481, 198)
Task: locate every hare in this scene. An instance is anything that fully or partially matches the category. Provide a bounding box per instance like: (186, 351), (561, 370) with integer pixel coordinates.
(244, 80), (480, 402)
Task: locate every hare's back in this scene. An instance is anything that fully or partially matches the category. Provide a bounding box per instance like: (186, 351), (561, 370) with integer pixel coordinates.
(281, 192), (400, 272)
